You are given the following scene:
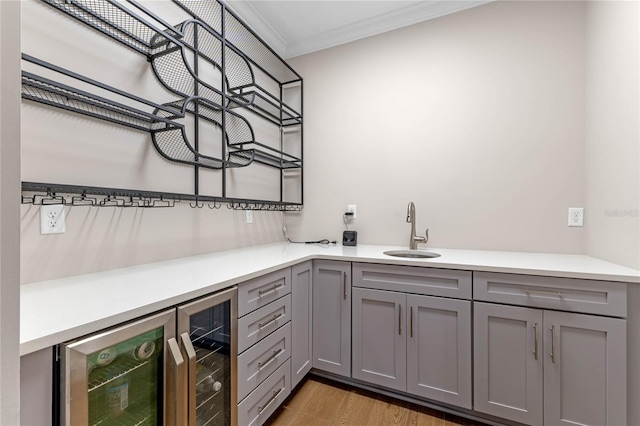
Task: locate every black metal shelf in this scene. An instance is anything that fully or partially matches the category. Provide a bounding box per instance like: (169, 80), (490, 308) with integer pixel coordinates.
(42, 0), (179, 57)
(25, 0), (303, 207)
(229, 141), (302, 170)
(228, 88), (302, 127)
(21, 182), (303, 211)
(21, 55), (251, 171)
(175, 0), (302, 85)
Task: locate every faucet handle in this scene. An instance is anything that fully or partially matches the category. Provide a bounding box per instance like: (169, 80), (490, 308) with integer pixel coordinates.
(425, 229), (429, 244)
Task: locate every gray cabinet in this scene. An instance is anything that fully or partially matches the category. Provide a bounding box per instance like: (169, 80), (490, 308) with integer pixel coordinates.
(474, 274), (627, 425)
(237, 268), (293, 426)
(291, 261), (313, 388)
(474, 302), (544, 425)
(406, 294), (471, 408)
(352, 288), (406, 391)
(312, 260), (351, 377)
(351, 264), (472, 409)
(543, 310), (626, 426)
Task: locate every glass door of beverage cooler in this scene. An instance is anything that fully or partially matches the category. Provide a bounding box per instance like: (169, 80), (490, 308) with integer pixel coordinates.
(60, 309), (183, 426)
(177, 287), (237, 426)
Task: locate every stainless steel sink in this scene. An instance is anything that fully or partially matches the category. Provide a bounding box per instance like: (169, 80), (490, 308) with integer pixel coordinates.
(383, 250), (441, 259)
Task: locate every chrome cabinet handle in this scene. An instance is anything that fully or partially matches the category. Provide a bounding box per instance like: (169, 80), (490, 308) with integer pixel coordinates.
(398, 305), (402, 335)
(258, 348), (283, 370)
(258, 388), (284, 414)
(258, 283), (284, 297)
(258, 313), (284, 329)
(550, 325), (556, 363)
(180, 333), (197, 426)
(167, 337), (186, 426)
(410, 306), (414, 338)
(521, 288), (563, 298)
(342, 272), (347, 300)
(533, 323), (539, 361)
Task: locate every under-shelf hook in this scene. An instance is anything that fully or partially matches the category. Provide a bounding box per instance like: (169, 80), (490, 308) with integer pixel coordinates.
(190, 199), (204, 208)
(99, 195), (125, 207)
(21, 194), (35, 204)
(37, 191), (66, 205)
(71, 192), (97, 206)
(122, 195), (142, 207)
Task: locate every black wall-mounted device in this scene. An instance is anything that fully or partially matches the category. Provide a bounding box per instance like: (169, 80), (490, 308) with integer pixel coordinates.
(342, 230), (357, 246)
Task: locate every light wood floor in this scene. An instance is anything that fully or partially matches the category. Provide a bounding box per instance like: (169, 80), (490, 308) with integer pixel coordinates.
(265, 376), (488, 426)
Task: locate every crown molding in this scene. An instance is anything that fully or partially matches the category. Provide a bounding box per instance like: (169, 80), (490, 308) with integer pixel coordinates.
(223, 1), (493, 60)
(221, 0), (288, 57)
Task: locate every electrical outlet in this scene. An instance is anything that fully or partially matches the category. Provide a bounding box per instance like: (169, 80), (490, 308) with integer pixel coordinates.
(347, 204), (357, 219)
(40, 205), (66, 234)
(568, 207), (584, 227)
(245, 210), (253, 224)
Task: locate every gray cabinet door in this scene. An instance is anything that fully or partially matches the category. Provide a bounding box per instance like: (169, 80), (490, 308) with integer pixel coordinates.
(312, 260), (351, 377)
(474, 302), (543, 426)
(407, 295), (471, 409)
(543, 310), (626, 426)
(291, 261), (313, 388)
(352, 288), (407, 391)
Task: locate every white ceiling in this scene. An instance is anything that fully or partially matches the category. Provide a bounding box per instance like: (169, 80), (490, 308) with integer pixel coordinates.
(224, 0), (492, 59)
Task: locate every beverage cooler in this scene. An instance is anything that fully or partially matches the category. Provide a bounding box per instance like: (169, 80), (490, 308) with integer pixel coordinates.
(56, 287), (237, 426)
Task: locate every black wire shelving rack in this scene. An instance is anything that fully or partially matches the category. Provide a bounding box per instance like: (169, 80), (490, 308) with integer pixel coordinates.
(21, 0), (303, 210)
(21, 182), (303, 211)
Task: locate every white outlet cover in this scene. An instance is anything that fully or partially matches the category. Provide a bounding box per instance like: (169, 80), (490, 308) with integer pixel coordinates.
(568, 207), (584, 227)
(347, 204), (357, 219)
(40, 205), (66, 234)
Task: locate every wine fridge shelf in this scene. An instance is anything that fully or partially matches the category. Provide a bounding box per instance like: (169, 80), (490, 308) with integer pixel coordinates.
(23, 0), (304, 208)
(91, 410), (152, 426)
(88, 358), (151, 393)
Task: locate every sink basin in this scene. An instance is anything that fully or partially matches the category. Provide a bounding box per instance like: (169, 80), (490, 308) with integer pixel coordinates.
(383, 250), (441, 259)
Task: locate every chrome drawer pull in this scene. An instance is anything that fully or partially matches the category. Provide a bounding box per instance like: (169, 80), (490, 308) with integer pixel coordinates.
(258, 348), (283, 370)
(258, 283), (284, 297)
(258, 313), (284, 329)
(410, 306), (414, 338)
(533, 323), (539, 361)
(521, 288), (564, 298)
(550, 325), (556, 363)
(258, 387), (284, 414)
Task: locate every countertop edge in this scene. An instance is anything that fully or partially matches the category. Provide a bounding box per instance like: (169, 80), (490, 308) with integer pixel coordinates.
(20, 244), (640, 356)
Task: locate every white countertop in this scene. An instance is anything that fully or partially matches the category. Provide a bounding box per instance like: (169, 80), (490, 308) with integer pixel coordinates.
(20, 243), (640, 356)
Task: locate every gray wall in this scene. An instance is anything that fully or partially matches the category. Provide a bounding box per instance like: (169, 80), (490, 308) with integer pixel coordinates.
(288, 1), (588, 255)
(19, 0), (639, 286)
(1, 1), (22, 424)
(288, 0), (639, 270)
(585, 1), (640, 270)
(19, 0), (286, 284)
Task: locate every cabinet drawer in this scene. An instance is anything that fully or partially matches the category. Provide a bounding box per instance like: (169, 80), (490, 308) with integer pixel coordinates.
(474, 272), (627, 317)
(353, 263), (472, 299)
(238, 322), (291, 401)
(238, 294), (291, 354)
(238, 359), (291, 426)
(238, 268), (291, 317)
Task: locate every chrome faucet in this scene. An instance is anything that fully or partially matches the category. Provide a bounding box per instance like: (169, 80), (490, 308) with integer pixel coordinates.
(406, 202), (429, 250)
